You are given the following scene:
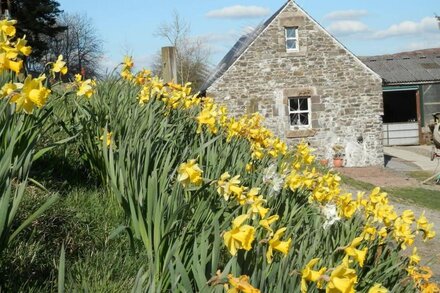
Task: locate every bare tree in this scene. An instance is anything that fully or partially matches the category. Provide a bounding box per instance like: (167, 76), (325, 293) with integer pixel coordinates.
(42, 12), (104, 78)
(153, 12), (211, 90)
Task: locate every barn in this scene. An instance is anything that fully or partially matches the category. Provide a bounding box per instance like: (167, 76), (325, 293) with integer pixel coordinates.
(361, 49), (440, 146)
(202, 0), (384, 167)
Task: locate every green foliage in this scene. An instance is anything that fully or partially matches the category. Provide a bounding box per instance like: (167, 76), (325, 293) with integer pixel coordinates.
(0, 99), (58, 256)
(65, 79), (416, 291)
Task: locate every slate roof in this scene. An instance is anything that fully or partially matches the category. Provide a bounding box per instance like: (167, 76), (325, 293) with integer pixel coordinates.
(361, 48), (440, 85)
(200, 1), (290, 93)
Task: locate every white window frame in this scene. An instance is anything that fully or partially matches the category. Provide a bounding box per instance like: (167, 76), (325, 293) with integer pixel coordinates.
(285, 27), (299, 52)
(288, 97), (311, 129)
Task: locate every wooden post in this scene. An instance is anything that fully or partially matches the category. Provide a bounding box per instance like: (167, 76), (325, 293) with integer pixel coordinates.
(416, 90), (422, 144)
(161, 46), (177, 83)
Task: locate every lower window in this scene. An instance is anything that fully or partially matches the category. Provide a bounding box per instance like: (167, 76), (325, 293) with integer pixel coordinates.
(289, 97), (311, 128)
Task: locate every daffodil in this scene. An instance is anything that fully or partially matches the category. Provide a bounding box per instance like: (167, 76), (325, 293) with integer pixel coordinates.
(368, 283), (388, 293)
(344, 236), (368, 267)
(196, 103), (218, 134)
(409, 247), (421, 265)
(223, 214), (255, 256)
(266, 227), (291, 263)
(326, 262), (357, 293)
(301, 258), (326, 293)
(9, 74), (50, 114)
(14, 37), (32, 56)
(217, 172), (242, 201)
(417, 212), (436, 241)
(0, 52), (23, 73)
(99, 131), (112, 148)
(75, 74), (96, 98)
(177, 159), (203, 187)
(227, 274), (260, 293)
(0, 82), (18, 98)
(259, 215), (279, 234)
(248, 195), (268, 219)
(51, 55), (68, 75)
(393, 218), (415, 249)
(401, 210), (415, 225)
(0, 19), (17, 36)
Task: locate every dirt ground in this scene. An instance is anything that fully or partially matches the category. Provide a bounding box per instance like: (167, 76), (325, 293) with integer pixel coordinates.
(338, 165), (440, 278)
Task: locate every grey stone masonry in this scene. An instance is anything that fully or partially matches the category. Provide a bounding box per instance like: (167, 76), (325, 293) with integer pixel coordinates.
(206, 0), (384, 167)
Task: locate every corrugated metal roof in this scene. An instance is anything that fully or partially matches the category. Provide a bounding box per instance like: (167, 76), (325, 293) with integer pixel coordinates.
(200, 1), (290, 92)
(361, 49), (440, 85)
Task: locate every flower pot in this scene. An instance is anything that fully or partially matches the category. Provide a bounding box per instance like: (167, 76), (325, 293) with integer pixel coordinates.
(333, 158), (344, 168)
(319, 159), (329, 167)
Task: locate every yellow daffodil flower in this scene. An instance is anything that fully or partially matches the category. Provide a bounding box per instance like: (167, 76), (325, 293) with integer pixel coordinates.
(266, 227), (291, 263)
(99, 131), (112, 148)
(227, 274), (260, 293)
(301, 258), (326, 293)
(0, 82), (18, 98)
(344, 236), (368, 267)
(9, 74), (50, 114)
(368, 283), (388, 293)
(75, 74), (96, 98)
(0, 19), (17, 36)
(217, 172), (242, 201)
(177, 159), (203, 187)
(223, 214), (255, 256)
(51, 55), (68, 75)
(393, 218), (415, 250)
(326, 262), (357, 293)
(417, 212), (436, 241)
(0, 52), (23, 74)
(409, 247), (421, 265)
(401, 210), (415, 225)
(259, 215), (279, 234)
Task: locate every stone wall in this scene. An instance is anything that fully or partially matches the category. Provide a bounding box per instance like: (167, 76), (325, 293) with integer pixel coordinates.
(207, 1), (384, 167)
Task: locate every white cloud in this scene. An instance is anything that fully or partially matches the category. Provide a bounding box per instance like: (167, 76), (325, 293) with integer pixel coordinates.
(327, 21), (369, 36)
(202, 26), (256, 44)
(206, 5), (270, 19)
(325, 9), (368, 21)
(405, 36), (440, 51)
(373, 17), (438, 39)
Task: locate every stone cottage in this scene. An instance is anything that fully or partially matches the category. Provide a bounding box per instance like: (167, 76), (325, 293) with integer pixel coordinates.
(201, 0), (384, 167)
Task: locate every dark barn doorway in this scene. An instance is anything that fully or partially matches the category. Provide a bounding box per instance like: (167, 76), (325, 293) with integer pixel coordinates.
(383, 90), (417, 123)
(382, 88), (421, 146)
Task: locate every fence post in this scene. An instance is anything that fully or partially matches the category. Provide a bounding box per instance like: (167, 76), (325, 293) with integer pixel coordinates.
(161, 46), (177, 83)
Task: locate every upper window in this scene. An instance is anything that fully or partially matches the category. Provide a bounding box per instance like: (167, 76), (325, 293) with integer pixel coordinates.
(289, 97), (311, 128)
(285, 27), (298, 51)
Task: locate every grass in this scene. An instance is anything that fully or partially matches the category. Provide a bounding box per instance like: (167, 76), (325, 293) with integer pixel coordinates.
(406, 170), (437, 182)
(0, 144), (146, 292)
(340, 174), (440, 211)
(385, 187), (440, 211)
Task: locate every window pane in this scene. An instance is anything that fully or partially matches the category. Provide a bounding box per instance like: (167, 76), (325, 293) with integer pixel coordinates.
(290, 113), (299, 126)
(299, 98), (308, 110)
(289, 98), (299, 111)
(286, 28), (296, 38)
(300, 113), (309, 125)
(286, 39), (297, 50)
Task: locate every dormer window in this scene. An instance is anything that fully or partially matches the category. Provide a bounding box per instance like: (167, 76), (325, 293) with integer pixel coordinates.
(285, 27), (298, 51)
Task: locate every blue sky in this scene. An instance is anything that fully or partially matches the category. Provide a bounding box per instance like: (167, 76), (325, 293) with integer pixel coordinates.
(57, 0), (440, 71)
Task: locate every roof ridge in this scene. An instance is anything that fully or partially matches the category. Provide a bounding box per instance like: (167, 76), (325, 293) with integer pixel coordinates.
(200, 0), (290, 92)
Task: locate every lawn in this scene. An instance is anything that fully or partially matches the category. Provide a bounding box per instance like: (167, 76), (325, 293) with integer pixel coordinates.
(341, 174), (440, 211)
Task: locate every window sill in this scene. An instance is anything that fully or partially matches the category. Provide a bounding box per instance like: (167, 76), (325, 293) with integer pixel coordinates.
(286, 128), (317, 138)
